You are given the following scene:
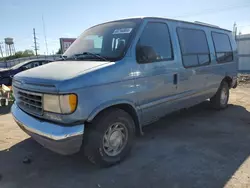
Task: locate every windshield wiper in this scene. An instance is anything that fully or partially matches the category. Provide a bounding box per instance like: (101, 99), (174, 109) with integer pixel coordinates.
(74, 52), (109, 61)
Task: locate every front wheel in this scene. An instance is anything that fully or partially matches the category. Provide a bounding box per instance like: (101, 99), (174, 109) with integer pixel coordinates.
(84, 108), (135, 167)
(210, 81), (229, 109)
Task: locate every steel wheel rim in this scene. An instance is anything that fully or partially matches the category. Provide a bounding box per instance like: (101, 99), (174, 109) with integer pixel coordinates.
(103, 122), (128, 157)
(220, 87), (228, 105)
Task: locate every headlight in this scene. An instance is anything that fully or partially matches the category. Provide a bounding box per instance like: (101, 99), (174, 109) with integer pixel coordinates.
(43, 94), (77, 114)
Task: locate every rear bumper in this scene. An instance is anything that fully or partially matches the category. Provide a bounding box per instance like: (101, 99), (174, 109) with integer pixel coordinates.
(11, 103), (84, 155)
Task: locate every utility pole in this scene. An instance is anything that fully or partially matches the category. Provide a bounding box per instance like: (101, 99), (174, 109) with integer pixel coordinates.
(233, 22), (237, 40)
(0, 42), (4, 58)
(33, 28), (38, 56)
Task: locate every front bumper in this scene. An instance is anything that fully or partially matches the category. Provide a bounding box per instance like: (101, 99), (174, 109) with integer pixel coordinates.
(11, 103), (84, 155)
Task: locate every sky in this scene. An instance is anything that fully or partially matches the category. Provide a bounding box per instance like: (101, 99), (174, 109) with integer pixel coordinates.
(0, 0), (250, 55)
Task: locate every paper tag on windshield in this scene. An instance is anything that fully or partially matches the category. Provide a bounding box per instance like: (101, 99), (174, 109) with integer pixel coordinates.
(113, 28), (133, 34)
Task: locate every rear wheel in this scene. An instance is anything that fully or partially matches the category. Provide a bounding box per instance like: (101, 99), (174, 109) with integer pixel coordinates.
(84, 108), (135, 167)
(210, 81), (229, 109)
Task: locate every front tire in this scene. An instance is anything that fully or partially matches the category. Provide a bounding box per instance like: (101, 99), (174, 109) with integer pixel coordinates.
(210, 81), (229, 109)
(84, 108), (135, 167)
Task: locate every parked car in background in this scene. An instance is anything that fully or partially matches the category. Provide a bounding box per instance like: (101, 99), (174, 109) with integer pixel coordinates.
(11, 17), (238, 167)
(0, 59), (52, 86)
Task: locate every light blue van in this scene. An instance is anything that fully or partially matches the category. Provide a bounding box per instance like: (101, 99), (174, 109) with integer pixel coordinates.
(11, 17), (238, 166)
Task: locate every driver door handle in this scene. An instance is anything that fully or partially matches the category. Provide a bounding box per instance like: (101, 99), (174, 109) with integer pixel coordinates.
(173, 73), (178, 85)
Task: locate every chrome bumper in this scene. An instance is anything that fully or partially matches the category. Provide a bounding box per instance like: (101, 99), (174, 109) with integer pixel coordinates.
(11, 103), (84, 155)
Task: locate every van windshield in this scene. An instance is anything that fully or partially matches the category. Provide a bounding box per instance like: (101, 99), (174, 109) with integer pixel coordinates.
(63, 19), (141, 61)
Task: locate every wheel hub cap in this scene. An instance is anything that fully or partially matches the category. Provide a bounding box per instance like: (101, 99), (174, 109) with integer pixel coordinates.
(109, 131), (122, 148)
(103, 123), (128, 156)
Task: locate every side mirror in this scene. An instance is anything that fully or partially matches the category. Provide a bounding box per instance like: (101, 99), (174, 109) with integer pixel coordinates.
(136, 45), (157, 63)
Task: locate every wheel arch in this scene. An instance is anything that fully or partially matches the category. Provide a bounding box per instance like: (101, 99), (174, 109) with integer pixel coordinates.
(223, 76), (233, 88)
(86, 101), (142, 135)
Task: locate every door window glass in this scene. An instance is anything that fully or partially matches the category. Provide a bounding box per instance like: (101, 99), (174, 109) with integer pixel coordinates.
(177, 28), (210, 68)
(136, 22), (173, 63)
(212, 32), (233, 63)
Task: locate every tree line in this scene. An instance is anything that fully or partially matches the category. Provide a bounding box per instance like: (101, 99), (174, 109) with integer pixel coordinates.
(0, 49), (35, 61)
(0, 48), (62, 62)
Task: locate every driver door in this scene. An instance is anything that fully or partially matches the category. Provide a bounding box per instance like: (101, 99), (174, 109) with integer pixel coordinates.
(135, 21), (178, 125)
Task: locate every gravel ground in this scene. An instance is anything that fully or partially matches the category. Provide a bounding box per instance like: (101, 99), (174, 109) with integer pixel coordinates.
(1, 85), (250, 188)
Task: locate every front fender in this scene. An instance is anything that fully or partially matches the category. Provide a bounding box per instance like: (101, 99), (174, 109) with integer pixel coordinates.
(86, 99), (140, 122)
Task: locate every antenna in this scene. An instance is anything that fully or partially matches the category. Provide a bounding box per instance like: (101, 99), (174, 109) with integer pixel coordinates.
(194, 21), (220, 28)
(42, 15), (49, 55)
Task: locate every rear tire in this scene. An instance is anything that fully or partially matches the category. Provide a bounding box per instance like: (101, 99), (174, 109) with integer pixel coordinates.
(84, 108), (135, 167)
(210, 81), (229, 109)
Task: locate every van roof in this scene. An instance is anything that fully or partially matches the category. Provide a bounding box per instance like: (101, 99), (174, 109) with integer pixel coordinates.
(103, 16), (232, 33)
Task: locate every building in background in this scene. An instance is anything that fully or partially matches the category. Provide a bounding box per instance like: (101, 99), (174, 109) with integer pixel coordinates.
(59, 38), (76, 54)
(236, 34), (250, 72)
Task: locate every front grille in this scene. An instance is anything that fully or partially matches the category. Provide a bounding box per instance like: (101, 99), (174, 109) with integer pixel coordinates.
(15, 88), (43, 116)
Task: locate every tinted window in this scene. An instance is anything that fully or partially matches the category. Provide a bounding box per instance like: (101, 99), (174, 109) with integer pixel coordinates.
(136, 22), (173, 63)
(177, 28), (210, 67)
(33, 61), (40, 67)
(212, 32), (233, 63)
(23, 63), (33, 69)
(23, 61), (40, 69)
(40, 60), (50, 65)
(178, 28), (209, 54)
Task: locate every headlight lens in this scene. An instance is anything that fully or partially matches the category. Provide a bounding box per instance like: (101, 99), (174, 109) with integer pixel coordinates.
(43, 94), (77, 114)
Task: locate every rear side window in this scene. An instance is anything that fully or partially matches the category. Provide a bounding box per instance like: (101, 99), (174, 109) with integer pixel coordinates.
(33, 61), (40, 67)
(23, 63), (33, 69)
(23, 61), (39, 69)
(177, 28), (210, 68)
(211, 32), (233, 63)
(40, 60), (50, 65)
(136, 22), (173, 63)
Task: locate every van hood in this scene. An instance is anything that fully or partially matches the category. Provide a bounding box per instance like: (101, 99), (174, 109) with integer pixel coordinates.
(15, 60), (114, 81)
(13, 60), (114, 92)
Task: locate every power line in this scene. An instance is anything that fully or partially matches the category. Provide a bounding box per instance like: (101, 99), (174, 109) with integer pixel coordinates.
(174, 3), (250, 19)
(237, 24), (250, 28)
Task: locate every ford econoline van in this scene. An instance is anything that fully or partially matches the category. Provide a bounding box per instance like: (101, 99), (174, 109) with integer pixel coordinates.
(11, 17), (238, 166)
